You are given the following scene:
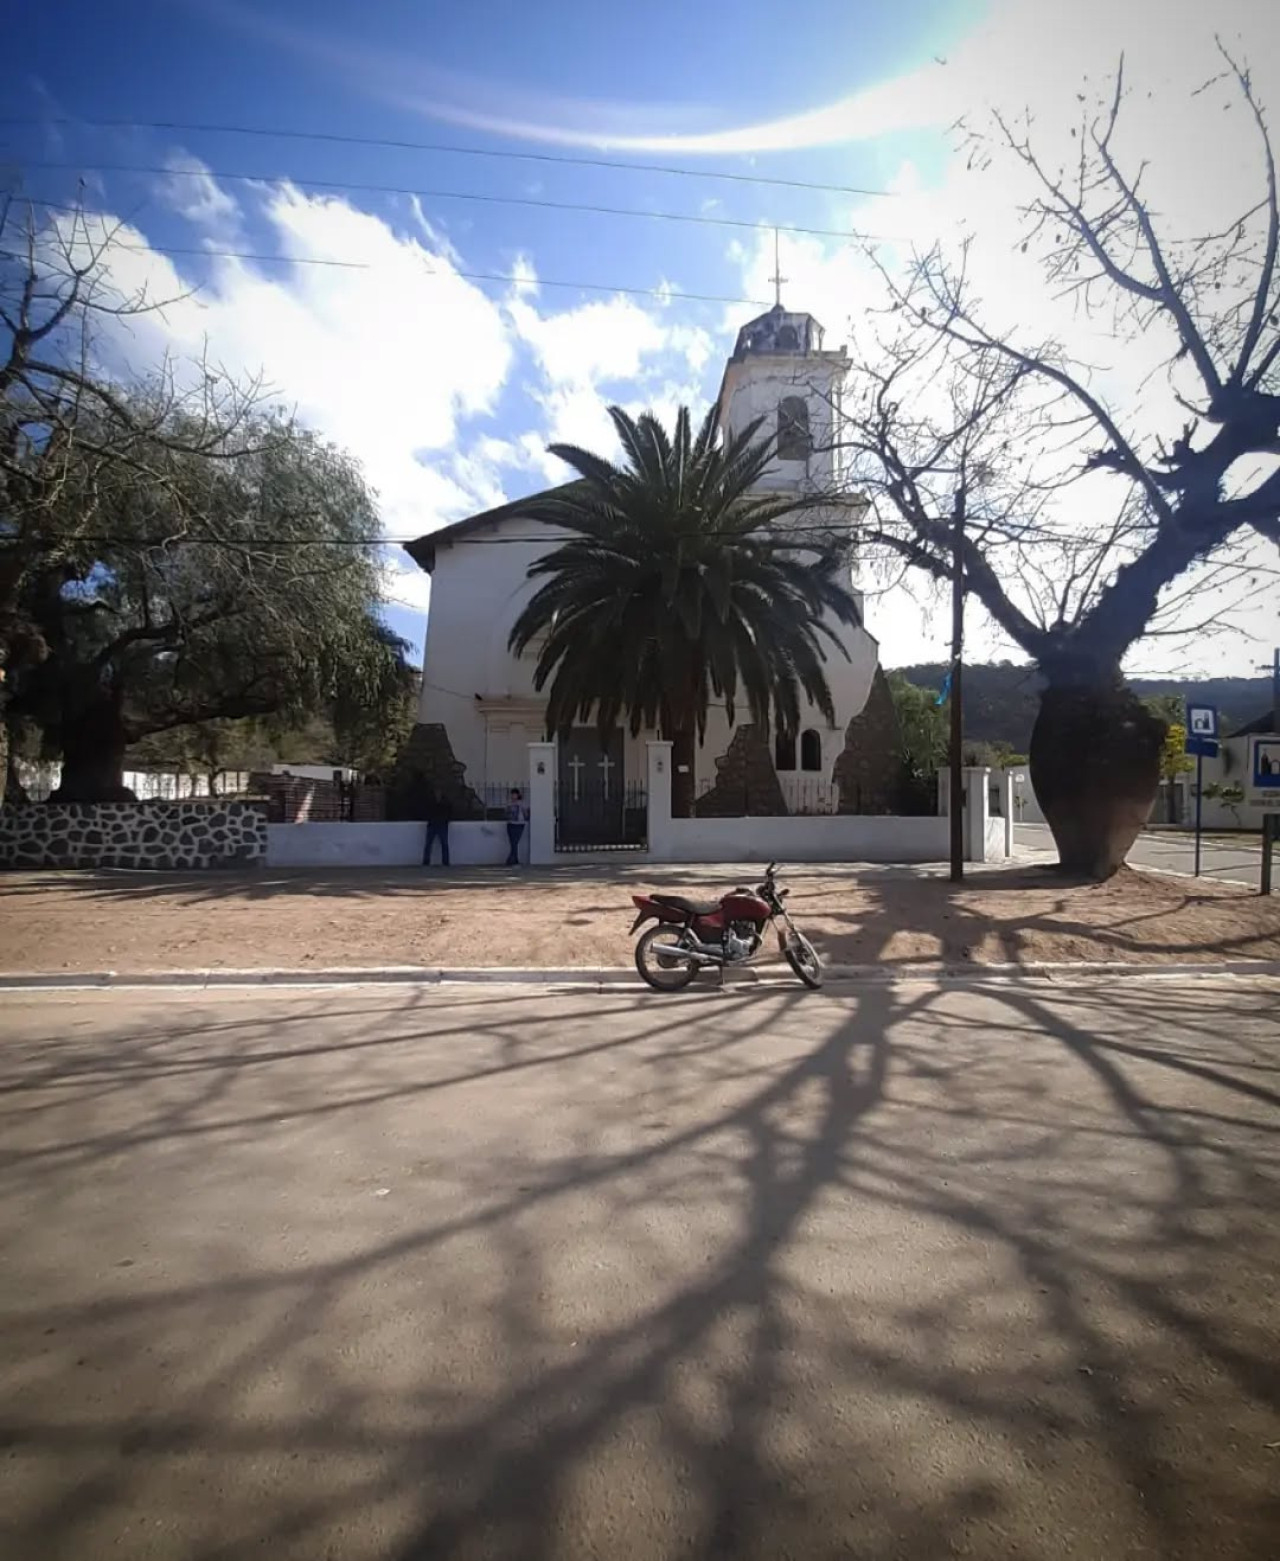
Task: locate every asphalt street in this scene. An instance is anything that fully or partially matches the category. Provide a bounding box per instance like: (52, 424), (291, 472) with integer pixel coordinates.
(2, 980), (1279, 1560)
(1016, 821), (1272, 890)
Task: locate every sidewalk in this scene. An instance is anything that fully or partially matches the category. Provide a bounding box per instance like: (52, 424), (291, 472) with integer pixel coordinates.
(2, 859), (1278, 976)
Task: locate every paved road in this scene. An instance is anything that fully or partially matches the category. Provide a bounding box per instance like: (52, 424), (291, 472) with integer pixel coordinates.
(3, 981), (1279, 1560)
(1017, 821), (1272, 889)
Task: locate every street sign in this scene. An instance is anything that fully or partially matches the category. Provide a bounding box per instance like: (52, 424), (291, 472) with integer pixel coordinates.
(1186, 704), (1219, 766)
(1250, 735), (1280, 805)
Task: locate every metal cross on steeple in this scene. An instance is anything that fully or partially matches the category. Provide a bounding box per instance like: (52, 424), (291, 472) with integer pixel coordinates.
(770, 227), (787, 308)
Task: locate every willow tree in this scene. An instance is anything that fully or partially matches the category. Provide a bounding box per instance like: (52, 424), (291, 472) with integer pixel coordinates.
(838, 48), (1280, 878)
(9, 409), (405, 799)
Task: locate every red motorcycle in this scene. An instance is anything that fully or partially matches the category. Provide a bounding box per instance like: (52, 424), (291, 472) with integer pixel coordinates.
(629, 863), (823, 991)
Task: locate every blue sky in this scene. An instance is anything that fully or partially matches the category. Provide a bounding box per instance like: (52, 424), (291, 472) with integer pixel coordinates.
(6, 0), (1278, 678)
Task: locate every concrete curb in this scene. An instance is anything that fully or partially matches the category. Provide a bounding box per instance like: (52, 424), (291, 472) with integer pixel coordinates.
(3, 960), (1279, 992)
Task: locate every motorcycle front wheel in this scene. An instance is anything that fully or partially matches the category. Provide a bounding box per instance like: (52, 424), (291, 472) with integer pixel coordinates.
(783, 930), (823, 989)
(634, 925), (701, 991)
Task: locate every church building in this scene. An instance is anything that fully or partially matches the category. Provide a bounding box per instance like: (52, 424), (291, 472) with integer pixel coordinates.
(401, 300), (901, 841)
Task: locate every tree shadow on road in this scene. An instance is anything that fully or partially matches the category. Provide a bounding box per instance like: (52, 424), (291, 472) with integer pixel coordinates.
(2, 976), (1279, 1559)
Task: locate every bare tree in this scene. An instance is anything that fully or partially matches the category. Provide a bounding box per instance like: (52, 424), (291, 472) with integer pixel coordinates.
(835, 46), (1280, 877)
(0, 198), (267, 801)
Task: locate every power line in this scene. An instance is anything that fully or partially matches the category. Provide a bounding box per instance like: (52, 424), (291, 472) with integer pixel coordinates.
(2, 116), (895, 199)
(20, 159), (889, 244)
(5, 219), (773, 307)
(18, 522), (863, 551)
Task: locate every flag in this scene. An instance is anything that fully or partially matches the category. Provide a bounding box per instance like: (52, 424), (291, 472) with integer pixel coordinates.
(935, 670), (952, 707)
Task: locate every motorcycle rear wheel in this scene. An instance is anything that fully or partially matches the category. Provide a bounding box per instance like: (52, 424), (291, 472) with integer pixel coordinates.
(634, 925), (701, 991)
(783, 930), (823, 989)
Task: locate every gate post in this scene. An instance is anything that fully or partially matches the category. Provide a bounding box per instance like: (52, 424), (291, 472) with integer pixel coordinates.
(646, 741), (673, 860)
(527, 742), (556, 865)
(963, 766), (991, 861)
(1002, 768), (1016, 858)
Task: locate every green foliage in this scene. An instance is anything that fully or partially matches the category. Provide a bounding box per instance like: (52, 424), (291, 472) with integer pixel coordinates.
(8, 405), (405, 797)
(1158, 722), (1195, 782)
(508, 405), (862, 743)
(887, 673), (949, 776)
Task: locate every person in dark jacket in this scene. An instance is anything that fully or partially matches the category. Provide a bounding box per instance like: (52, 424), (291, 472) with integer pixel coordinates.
(505, 788), (529, 866)
(422, 786), (453, 867)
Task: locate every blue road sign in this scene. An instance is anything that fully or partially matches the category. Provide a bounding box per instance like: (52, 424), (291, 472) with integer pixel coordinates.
(1186, 705), (1218, 740)
(1252, 735), (1280, 791)
(1186, 736), (1219, 759)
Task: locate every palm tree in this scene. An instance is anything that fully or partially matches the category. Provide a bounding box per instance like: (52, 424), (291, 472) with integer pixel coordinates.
(508, 404), (863, 817)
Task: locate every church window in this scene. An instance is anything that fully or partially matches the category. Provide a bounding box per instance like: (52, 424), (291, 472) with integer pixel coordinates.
(775, 323), (799, 350)
(800, 729), (822, 772)
(775, 732), (797, 772)
(777, 396), (811, 460)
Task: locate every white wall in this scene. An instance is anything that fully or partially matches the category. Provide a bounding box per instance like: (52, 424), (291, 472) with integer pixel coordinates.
(265, 820), (526, 868)
(650, 813), (950, 864)
(717, 351), (845, 492)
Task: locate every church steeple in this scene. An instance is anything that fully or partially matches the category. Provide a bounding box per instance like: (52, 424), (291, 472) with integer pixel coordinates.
(716, 296), (849, 493)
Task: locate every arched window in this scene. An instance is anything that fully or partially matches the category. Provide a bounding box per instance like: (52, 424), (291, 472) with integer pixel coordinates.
(800, 729), (822, 772)
(775, 324), (799, 350)
(777, 396), (811, 460)
(774, 732), (797, 772)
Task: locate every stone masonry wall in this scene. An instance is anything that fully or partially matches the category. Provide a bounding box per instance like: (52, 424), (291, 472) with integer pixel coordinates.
(832, 667), (905, 815)
(695, 725), (789, 817)
(0, 801), (268, 870)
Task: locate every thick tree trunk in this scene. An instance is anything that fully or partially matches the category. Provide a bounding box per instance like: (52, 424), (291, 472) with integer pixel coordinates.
(51, 699), (135, 802)
(1029, 679), (1164, 880)
(670, 727), (697, 818)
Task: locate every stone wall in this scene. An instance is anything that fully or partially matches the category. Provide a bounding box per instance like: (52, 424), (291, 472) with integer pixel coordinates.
(833, 667), (906, 815)
(391, 723), (485, 819)
(0, 801), (267, 870)
(694, 725), (789, 817)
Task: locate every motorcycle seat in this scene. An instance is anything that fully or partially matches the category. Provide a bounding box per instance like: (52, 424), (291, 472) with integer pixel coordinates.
(650, 893), (722, 918)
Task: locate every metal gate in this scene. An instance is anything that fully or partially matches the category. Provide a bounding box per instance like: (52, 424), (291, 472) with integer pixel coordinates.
(556, 730), (646, 850)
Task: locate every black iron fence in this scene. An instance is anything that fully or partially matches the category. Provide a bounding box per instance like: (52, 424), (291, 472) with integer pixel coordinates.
(555, 779), (647, 851)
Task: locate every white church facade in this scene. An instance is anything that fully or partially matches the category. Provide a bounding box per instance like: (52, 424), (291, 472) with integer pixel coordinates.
(402, 302), (902, 839)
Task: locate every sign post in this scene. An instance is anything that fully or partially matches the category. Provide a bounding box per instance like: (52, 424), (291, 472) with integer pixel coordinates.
(1185, 706), (1219, 878)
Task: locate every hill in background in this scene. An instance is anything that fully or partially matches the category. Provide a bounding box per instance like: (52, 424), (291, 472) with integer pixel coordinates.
(891, 662), (1273, 749)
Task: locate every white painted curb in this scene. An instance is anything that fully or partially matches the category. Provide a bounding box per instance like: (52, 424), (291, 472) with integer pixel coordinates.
(2, 960), (1279, 992)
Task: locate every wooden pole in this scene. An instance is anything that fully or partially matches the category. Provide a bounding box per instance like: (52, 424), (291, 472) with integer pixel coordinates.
(949, 490), (966, 884)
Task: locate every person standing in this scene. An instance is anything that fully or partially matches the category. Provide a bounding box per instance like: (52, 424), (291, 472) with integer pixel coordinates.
(422, 786), (453, 867)
(505, 788), (529, 866)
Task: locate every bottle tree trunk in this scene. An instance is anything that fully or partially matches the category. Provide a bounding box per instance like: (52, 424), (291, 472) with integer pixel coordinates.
(50, 696), (136, 802)
(1029, 677), (1164, 880)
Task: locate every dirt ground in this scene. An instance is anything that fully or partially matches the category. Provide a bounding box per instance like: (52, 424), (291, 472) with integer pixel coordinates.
(2, 860), (1278, 973)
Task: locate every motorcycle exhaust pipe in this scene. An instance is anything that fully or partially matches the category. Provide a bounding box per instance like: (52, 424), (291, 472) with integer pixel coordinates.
(650, 942), (723, 966)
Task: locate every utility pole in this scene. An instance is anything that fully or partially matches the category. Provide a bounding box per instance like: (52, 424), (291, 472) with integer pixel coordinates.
(1272, 646), (1279, 735)
(948, 485), (966, 883)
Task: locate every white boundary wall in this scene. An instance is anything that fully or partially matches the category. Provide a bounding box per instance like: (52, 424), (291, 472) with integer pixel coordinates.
(651, 813), (950, 864)
(645, 742), (994, 864)
(266, 820), (525, 868)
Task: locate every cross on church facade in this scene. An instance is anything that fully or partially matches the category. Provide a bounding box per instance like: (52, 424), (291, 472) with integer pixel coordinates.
(567, 754), (585, 801)
(597, 752), (615, 799)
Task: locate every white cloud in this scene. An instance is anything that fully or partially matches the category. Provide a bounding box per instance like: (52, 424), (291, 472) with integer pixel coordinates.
(156, 155), (239, 230)
(58, 186), (517, 547)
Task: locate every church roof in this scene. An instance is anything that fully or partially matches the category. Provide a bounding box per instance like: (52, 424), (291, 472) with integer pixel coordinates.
(403, 482), (582, 574)
(730, 304), (827, 361)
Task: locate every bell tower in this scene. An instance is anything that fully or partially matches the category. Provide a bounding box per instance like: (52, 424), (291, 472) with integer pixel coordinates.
(715, 301), (848, 495)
